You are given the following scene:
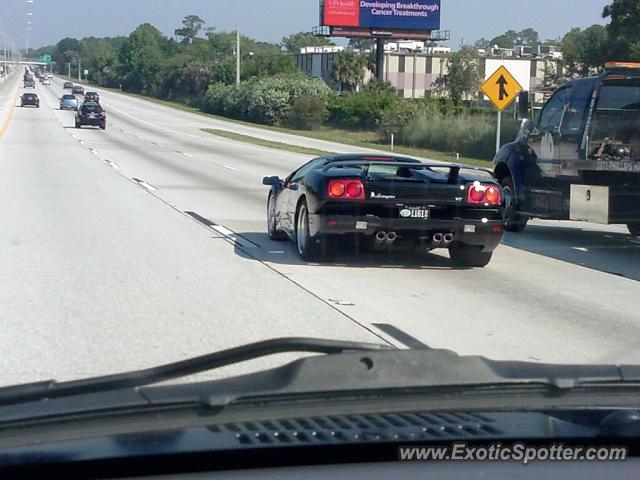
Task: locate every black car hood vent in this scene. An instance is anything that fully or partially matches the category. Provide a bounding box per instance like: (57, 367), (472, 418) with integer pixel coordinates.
(214, 412), (504, 446)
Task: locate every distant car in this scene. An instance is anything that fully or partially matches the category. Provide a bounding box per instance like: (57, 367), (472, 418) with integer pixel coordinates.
(263, 154), (505, 267)
(75, 101), (106, 130)
(21, 93), (40, 108)
(47, 73), (53, 79)
(24, 79), (35, 88)
(84, 91), (100, 103)
(60, 94), (79, 110)
(72, 85), (85, 95)
(42, 78), (51, 86)
(63, 81), (73, 89)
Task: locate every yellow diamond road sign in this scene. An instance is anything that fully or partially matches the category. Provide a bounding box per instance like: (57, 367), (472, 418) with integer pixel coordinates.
(481, 65), (524, 112)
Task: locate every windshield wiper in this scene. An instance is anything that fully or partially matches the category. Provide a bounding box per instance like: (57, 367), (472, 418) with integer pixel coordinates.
(0, 338), (391, 407)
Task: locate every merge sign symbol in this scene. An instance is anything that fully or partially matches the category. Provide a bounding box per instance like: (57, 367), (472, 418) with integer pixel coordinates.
(481, 65), (523, 111)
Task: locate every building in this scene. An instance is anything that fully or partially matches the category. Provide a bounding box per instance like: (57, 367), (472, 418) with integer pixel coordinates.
(295, 46), (564, 103)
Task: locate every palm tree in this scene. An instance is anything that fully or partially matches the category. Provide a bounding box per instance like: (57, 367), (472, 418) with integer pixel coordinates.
(332, 51), (367, 92)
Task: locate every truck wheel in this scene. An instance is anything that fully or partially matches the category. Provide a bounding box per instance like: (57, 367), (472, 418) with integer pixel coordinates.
(449, 244), (493, 268)
(628, 223), (640, 237)
(296, 200), (322, 261)
(501, 175), (528, 232)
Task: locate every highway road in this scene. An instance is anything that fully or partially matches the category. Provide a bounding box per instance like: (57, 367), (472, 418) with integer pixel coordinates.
(1, 77), (639, 387)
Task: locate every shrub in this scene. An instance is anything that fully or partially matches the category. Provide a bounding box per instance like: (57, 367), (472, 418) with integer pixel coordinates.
(399, 112), (520, 160)
(288, 95), (329, 130)
(376, 100), (419, 141)
(203, 74), (333, 125)
(328, 89), (398, 129)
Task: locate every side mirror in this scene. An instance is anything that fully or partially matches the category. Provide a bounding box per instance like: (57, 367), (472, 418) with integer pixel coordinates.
(516, 119), (535, 143)
(517, 91), (530, 121)
(262, 176), (281, 186)
(521, 119), (534, 134)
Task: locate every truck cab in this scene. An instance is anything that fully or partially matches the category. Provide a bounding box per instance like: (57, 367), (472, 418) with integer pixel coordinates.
(494, 62), (640, 236)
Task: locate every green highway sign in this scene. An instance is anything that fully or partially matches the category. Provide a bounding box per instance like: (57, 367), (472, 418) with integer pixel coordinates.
(40, 55), (52, 64)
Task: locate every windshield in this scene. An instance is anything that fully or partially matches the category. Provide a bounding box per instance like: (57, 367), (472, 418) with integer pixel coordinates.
(0, 0), (639, 432)
(82, 104), (102, 112)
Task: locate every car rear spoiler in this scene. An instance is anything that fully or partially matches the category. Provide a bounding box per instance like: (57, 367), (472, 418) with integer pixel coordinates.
(324, 161), (495, 184)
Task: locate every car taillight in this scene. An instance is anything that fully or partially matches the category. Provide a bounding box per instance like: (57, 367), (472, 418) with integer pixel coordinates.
(467, 182), (502, 206)
(328, 180), (365, 200)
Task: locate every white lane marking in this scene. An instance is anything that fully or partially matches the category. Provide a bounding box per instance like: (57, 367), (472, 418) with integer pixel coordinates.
(137, 180), (157, 192)
(212, 225), (236, 237)
(90, 149), (99, 156)
(328, 299), (356, 306)
(268, 251), (285, 254)
(212, 225), (258, 249)
(572, 247), (588, 252)
(223, 165), (240, 172)
(103, 159), (121, 170)
(183, 152), (194, 158)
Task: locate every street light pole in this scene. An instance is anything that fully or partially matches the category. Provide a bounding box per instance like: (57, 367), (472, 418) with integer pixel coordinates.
(236, 25), (240, 85)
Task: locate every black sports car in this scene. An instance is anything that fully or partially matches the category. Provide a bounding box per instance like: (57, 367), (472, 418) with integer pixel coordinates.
(263, 154), (505, 267)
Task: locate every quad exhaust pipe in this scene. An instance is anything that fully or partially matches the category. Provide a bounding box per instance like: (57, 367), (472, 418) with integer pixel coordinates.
(374, 231), (398, 248)
(431, 232), (455, 246)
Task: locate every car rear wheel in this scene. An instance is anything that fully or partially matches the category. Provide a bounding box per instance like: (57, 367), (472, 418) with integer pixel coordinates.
(267, 193), (287, 241)
(100, 121), (106, 130)
(449, 244), (493, 268)
(501, 175), (528, 232)
(296, 200), (321, 261)
(628, 223), (640, 237)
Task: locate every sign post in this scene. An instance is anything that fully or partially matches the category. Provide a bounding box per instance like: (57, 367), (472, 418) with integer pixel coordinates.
(481, 65), (523, 153)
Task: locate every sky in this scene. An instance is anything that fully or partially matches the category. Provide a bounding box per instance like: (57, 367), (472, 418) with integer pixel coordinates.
(0, 0), (610, 50)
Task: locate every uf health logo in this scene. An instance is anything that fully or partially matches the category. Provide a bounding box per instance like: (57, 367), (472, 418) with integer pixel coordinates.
(324, 0), (360, 27)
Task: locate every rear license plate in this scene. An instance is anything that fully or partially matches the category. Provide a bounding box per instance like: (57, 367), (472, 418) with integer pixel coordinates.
(399, 207), (430, 219)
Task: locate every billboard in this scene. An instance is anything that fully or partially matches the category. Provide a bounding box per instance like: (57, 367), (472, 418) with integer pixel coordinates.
(322, 0), (441, 32)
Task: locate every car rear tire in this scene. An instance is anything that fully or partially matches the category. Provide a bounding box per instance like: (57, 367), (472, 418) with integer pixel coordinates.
(449, 244), (493, 268)
(267, 193), (287, 241)
(100, 121), (106, 130)
(296, 200), (321, 261)
(501, 175), (528, 232)
(628, 223), (640, 237)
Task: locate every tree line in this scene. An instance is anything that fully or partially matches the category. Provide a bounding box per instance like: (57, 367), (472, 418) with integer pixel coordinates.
(27, 16), (335, 99)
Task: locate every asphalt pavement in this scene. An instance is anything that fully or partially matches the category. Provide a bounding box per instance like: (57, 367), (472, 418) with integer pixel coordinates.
(1, 76), (639, 387)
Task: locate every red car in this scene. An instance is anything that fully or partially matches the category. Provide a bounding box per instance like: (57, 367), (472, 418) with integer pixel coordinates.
(21, 93), (40, 108)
